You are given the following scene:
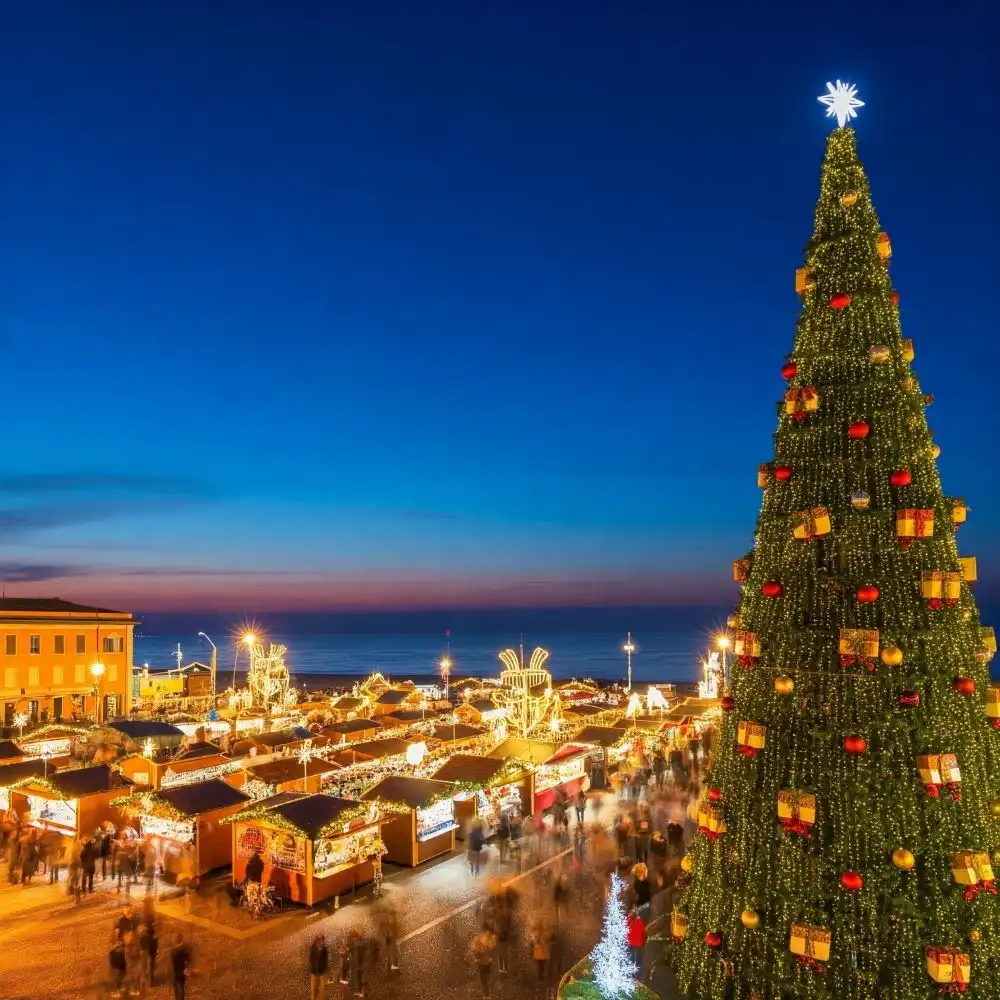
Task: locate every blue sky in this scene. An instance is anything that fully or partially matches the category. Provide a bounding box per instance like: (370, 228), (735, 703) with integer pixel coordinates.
(1, 1), (997, 611)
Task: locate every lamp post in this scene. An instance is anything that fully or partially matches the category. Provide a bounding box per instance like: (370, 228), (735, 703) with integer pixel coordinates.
(90, 661), (106, 725)
(198, 632), (218, 703)
(232, 632), (256, 692)
(439, 654), (452, 701)
(623, 633), (636, 693)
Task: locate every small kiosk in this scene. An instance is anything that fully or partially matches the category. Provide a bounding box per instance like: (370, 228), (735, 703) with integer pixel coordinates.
(429, 724), (485, 751)
(532, 742), (592, 813)
(16, 725), (88, 762)
(119, 742), (235, 790)
(0, 740), (25, 765)
(114, 779), (249, 876)
(320, 718), (383, 745)
(228, 794), (390, 906)
(10, 764), (132, 842)
(0, 758), (51, 812)
(431, 754), (533, 839)
(234, 756), (342, 798)
(362, 776), (457, 867)
(322, 738), (413, 798)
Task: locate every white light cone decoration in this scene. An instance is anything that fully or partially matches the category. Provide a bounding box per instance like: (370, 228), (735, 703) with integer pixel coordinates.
(590, 871), (638, 998)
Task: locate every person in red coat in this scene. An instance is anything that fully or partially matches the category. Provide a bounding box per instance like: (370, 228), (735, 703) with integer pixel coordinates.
(627, 907), (647, 979)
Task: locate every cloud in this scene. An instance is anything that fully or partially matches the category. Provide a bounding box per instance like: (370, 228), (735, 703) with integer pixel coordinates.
(0, 561), (93, 583)
(0, 473), (215, 498)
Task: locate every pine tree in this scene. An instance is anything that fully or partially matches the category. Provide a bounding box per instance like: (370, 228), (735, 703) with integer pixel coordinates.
(591, 871), (638, 999)
(672, 123), (1000, 1000)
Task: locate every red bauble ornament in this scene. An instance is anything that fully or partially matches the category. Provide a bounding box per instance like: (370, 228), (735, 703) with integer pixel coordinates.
(762, 580), (783, 598)
(891, 290), (900, 306)
(830, 292), (851, 311)
(705, 931), (723, 949)
(890, 469), (912, 487)
(774, 465), (793, 482)
(720, 695), (735, 711)
(898, 690), (920, 708)
(954, 676), (976, 696)
(708, 787), (722, 803)
(856, 584), (880, 604)
(843, 735), (867, 755)
(781, 361), (798, 380)
(840, 871), (864, 892)
(848, 420), (870, 440)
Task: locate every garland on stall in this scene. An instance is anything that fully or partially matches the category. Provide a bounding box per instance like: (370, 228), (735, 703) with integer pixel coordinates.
(218, 797), (408, 839)
(111, 789), (191, 821)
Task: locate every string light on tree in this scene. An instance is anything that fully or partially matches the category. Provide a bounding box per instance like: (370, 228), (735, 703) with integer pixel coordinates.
(817, 79), (864, 128)
(590, 871), (638, 998)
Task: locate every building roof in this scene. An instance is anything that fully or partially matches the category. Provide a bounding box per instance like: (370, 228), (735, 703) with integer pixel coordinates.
(107, 721), (185, 740)
(362, 776), (454, 810)
(431, 754), (508, 785)
(245, 757), (341, 785)
(430, 724), (483, 744)
(382, 710), (433, 723)
(0, 740), (23, 760)
(269, 795), (374, 840)
(321, 719), (382, 737)
(48, 764), (132, 799)
(466, 700), (498, 714)
(563, 704), (606, 718)
(376, 690), (414, 705)
(570, 726), (630, 748)
(175, 742), (223, 760)
(487, 738), (556, 765)
(341, 738), (412, 760)
(157, 779), (249, 817)
(0, 597), (134, 617)
(0, 758), (51, 785)
(251, 730), (307, 749)
(333, 697), (366, 710)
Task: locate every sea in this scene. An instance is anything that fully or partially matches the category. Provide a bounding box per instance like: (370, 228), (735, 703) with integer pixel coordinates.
(133, 606), (735, 687)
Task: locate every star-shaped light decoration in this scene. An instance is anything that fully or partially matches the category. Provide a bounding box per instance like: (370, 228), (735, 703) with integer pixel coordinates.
(297, 739), (317, 783)
(141, 738), (156, 759)
(818, 80), (864, 128)
(12, 711), (29, 736)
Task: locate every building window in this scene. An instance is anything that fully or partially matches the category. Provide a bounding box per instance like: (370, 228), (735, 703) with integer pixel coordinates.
(54, 635), (65, 655)
(103, 636), (124, 654)
(76, 635), (86, 654)
(5, 635), (16, 656)
(3, 667), (15, 689)
(53, 665), (64, 685)
(28, 667), (40, 687)
(30, 635), (41, 655)
(108, 663), (119, 682)
(74, 663), (85, 684)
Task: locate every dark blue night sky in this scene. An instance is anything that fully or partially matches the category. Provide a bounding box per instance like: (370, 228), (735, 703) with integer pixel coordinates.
(2, 1), (997, 611)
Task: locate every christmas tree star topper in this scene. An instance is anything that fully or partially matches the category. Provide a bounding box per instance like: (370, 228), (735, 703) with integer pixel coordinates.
(818, 80), (864, 128)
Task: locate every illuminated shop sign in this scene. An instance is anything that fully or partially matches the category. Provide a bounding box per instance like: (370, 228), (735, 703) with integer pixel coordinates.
(26, 795), (77, 833)
(416, 798), (457, 842)
(141, 814), (196, 843)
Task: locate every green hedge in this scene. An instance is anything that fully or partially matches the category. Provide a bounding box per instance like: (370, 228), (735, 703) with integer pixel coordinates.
(557, 958), (660, 1000)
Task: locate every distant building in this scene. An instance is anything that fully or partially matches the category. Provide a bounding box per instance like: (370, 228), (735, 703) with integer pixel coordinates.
(0, 598), (138, 727)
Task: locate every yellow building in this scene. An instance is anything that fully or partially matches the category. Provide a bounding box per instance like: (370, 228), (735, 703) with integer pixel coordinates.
(0, 599), (138, 727)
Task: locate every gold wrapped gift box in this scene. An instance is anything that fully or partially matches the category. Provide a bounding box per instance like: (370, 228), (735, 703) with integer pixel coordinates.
(921, 571), (943, 599)
(777, 789), (816, 825)
(737, 721), (767, 750)
(671, 911), (688, 939)
(733, 558), (751, 583)
(793, 506), (831, 540)
(784, 386), (819, 415)
(951, 852), (979, 886)
(789, 923), (831, 963)
(697, 803), (727, 835)
(839, 628), (879, 659)
(926, 948), (970, 986)
(896, 508), (934, 539)
(960, 556), (977, 583)
(983, 627), (997, 654)
(733, 631), (761, 658)
(986, 686), (1000, 720)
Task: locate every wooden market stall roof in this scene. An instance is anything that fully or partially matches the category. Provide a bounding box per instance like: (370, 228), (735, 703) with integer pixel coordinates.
(375, 689), (416, 706)
(332, 696), (367, 711)
(104, 720), (186, 741)
(562, 704), (608, 719)
(244, 757), (342, 786)
(382, 710), (437, 724)
(156, 779), (249, 817)
(333, 737), (412, 762)
(362, 775), (454, 810)
(29, 764), (132, 799)
(674, 697), (718, 718)
(431, 754), (527, 786)
(487, 738), (557, 765)
(0, 758), (53, 786)
(238, 794), (383, 839)
(570, 726), (631, 748)
(322, 719), (382, 739)
(429, 724), (483, 744)
(627, 716), (671, 733)
(0, 739), (23, 761)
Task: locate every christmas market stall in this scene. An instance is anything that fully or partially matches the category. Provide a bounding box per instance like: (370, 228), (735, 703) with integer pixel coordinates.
(372, 687), (422, 718)
(320, 718), (383, 745)
(93, 720), (186, 756)
(119, 742), (236, 790)
(233, 755), (342, 798)
(0, 758), (52, 813)
(230, 727), (313, 759)
(0, 739), (25, 764)
(322, 738), (414, 798)
(227, 793), (391, 906)
(531, 742), (592, 813)
(9, 764), (132, 842)
(455, 698), (504, 727)
(362, 775), (457, 867)
(114, 779), (249, 876)
(16, 724), (88, 763)
(428, 723), (486, 751)
(431, 754), (533, 838)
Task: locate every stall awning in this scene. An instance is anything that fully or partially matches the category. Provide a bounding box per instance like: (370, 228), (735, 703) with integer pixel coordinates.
(245, 757), (341, 785)
(0, 758), (52, 786)
(487, 738), (556, 765)
(431, 754), (522, 786)
(362, 775), (454, 810)
(569, 726), (631, 749)
(336, 737), (412, 761)
(156, 779), (249, 817)
(429, 724), (483, 744)
(226, 794), (383, 840)
(23, 764), (132, 799)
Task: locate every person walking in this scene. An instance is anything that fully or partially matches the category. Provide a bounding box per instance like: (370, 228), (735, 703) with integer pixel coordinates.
(469, 928), (496, 997)
(170, 935), (193, 1000)
(380, 904), (401, 971)
(139, 915), (159, 986)
(309, 934), (329, 1000)
(496, 811), (511, 866)
(109, 930), (128, 991)
(348, 928), (365, 997)
(468, 820), (485, 877)
(81, 838), (96, 894)
(653, 751), (666, 790)
(530, 922), (552, 984)
(627, 907), (647, 979)
(574, 788), (587, 826)
(635, 807), (652, 864)
(632, 863), (652, 920)
(100, 828), (113, 881)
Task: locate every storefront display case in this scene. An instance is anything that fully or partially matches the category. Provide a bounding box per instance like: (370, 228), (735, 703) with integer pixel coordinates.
(362, 775), (457, 867)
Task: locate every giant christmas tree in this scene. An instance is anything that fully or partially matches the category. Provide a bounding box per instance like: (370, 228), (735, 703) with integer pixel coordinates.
(672, 84), (1000, 1000)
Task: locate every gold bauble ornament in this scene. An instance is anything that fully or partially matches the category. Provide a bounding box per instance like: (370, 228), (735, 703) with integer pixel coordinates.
(969, 929), (983, 943)
(869, 345), (891, 363)
(932, 444), (941, 459)
(740, 909), (760, 930)
(774, 675), (794, 695)
(851, 491), (870, 510)
(892, 848), (916, 871)
(990, 799), (1000, 818)
(841, 190), (859, 208)
(880, 646), (904, 667)
(680, 854), (693, 873)
(901, 376), (916, 391)
(727, 614), (740, 629)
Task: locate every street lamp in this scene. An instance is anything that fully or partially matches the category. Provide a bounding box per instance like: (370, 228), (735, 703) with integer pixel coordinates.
(90, 661), (106, 724)
(198, 632), (218, 703)
(622, 632), (636, 693)
(232, 631), (256, 691)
